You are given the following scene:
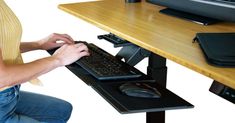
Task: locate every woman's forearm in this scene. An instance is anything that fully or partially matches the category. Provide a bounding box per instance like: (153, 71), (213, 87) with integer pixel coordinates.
(0, 56), (60, 88)
(20, 42), (41, 53)
(1, 39), (89, 88)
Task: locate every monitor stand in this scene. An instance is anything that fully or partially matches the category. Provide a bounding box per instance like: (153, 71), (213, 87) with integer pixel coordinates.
(160, 8), (220, 25)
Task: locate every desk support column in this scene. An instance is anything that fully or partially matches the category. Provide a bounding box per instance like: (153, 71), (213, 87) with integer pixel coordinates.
(147, 53), (167, 123)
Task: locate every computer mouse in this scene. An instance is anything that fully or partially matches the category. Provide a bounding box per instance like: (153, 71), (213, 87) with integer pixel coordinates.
(119, 83), (161, 98)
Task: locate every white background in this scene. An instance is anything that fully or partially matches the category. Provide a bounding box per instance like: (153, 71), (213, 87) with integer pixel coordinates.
(5, 0), (235, 123)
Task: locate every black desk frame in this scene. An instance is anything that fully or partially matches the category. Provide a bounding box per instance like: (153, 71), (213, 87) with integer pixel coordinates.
(147, 53), (167, 123)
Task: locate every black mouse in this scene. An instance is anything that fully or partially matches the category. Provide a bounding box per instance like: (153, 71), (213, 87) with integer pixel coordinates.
(119, 83), (161, 98)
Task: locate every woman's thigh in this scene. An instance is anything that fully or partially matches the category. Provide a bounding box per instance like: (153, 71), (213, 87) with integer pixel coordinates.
(0, 86), (40, 123)
(15, 91), (73, 123)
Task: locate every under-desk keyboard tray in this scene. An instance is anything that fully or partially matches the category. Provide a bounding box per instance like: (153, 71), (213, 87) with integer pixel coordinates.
(47, 44), (193, 114)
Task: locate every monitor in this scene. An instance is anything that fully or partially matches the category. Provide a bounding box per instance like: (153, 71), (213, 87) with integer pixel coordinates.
(146, 0), (235, 25)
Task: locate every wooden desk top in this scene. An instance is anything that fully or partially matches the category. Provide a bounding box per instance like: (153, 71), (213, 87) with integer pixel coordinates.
(58, 0), (235, 89)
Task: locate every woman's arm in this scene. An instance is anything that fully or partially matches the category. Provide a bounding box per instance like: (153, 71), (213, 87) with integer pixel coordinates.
(0, 43), (89, 88)
(20, 41), (41, 53)
(20, 33), (74, 53)
(0, 51), (60, 88)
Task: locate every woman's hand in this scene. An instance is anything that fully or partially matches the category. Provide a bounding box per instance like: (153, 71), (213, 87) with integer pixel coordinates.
(52, 43), (90, 66)
(37, 33), (75, 50)
(38, 33), (90, 66)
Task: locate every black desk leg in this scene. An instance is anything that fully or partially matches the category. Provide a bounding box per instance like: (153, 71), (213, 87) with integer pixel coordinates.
(147, 112), (165, 123)
(147, 53), (167, 123)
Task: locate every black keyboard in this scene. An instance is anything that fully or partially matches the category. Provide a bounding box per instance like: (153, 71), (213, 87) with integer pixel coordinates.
(76, 43), (142, 80)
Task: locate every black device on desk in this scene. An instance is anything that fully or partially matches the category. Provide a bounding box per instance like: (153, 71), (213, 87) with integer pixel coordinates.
(193, 33), (235, 67)
(147, 0), (235, 25)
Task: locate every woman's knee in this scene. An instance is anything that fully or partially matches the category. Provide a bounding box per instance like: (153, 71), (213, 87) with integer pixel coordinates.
(57, 100), (73, 122)
(17, 91), (73, 122)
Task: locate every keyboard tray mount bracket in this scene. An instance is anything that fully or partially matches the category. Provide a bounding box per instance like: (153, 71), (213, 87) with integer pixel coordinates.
(98, 33), (151, 66)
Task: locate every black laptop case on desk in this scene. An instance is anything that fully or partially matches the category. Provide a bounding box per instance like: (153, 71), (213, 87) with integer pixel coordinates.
(194, 33), (235, 67)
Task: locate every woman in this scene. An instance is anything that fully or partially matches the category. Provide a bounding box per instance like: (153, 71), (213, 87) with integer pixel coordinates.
(0, 0), (89, 122)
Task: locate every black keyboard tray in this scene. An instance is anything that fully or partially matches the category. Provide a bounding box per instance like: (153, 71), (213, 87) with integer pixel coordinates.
(47, 47), (193, 114)
(66, 63), (193, 113)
